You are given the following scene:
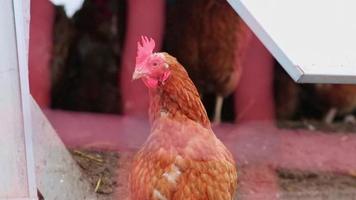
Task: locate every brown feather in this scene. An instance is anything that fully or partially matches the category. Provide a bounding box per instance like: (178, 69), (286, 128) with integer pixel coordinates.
(313, 84), (356, 116)
(165, 0), (250, 97)
(148, 54), (211, 128)
(129, 53), (237, 200)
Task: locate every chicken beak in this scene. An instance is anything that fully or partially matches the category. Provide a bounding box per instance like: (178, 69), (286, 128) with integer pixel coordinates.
(132, 68), (146, 80)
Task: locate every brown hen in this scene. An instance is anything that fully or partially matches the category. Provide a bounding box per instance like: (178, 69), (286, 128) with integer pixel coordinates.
(129, 37), (237, 200)
(165, 0), (251, 123)
(274, 65), (356, 122)
(312, 84), (356, 123)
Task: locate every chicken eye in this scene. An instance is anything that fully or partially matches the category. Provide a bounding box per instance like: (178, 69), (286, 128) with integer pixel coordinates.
(152, 62), (158, 67)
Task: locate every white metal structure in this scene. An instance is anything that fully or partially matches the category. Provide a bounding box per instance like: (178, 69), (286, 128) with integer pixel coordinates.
(0, 0), (37, 198)
(227, 0), (356, 83)
(0, 0), (96, 199)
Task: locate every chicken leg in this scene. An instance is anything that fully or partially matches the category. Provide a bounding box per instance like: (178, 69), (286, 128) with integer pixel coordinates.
(213, 95), (224, 124)
(324, 107), (337, 124)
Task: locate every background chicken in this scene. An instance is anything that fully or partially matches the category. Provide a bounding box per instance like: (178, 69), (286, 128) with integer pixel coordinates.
(51, 0), (126, 113)
(51, 5), (76, 90)
(164, 0), (251, 123)
(129, 37), (237, 199)
(274, 63), (356, 123)
(307, 84), (356, 123)
(274, 63), (302, 120)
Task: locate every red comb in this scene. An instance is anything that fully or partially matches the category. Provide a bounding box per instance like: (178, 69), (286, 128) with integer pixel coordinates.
(136, 36), (156, 65)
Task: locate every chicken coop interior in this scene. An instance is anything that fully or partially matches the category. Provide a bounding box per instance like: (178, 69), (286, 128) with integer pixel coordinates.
(2, 0), (356, 199)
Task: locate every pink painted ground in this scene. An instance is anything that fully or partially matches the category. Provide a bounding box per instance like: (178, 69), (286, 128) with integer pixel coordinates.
(45, 110), (356, 175)
(44, 110), (356, 199)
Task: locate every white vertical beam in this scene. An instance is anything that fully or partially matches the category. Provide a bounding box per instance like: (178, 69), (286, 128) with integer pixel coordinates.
(1, 0), (95, 198)
(0, 0), (37, 199)
(13, 0), (38, 198)
(0, 0), (28, 197)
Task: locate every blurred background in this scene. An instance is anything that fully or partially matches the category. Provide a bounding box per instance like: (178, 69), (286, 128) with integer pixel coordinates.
(35, 0), (356, 124)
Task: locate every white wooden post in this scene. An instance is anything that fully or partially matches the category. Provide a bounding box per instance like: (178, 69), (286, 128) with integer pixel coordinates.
(0, 0), (37, 199)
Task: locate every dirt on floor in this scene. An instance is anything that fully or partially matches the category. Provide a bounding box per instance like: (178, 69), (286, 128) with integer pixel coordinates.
(70, 150), (356, 200)
(70, 120), (356, 200)
(278, 169), (356, 200)
(70, 149), (121, 200)
(278, 120), (356, 134)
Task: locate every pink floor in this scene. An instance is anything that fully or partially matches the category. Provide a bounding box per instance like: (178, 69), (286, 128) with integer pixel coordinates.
(44, 109), (356, 199)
